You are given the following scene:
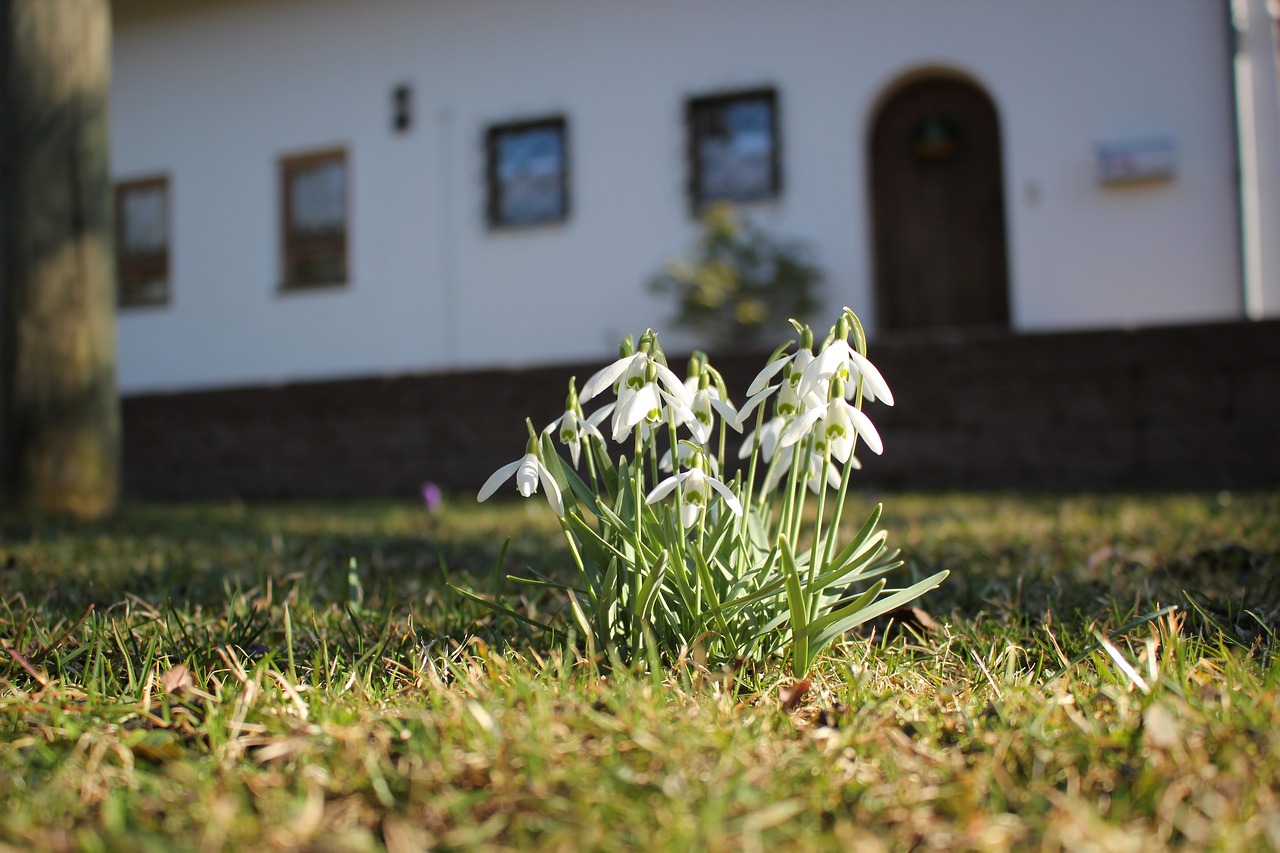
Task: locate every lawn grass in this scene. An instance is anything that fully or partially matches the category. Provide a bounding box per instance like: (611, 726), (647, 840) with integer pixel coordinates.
(0, 491), (1277, 851)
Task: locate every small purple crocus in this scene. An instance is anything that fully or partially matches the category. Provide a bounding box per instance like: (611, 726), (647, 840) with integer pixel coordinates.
(421, 481), (443, 513)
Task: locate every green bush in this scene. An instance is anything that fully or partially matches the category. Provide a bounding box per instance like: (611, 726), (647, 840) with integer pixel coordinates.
(649, 203), (823, 350)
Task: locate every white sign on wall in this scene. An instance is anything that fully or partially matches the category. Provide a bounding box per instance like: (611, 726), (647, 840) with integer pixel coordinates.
(1095, 136), (1176, 185)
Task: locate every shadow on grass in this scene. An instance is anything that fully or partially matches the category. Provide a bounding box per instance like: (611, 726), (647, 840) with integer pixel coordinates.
(1, 491), (1277, 672)
(860, 490), (1280, 659)
(0, 499), (577, 670)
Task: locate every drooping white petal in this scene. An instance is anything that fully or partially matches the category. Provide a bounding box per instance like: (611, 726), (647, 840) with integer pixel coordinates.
(535, 459), (565, 517)
(733, 385), (777, 430)
(660, 387), (695, 428)
(704, 476), (744, 517)
(515, 455), (542, 497)
(848, 351), (894, 406)
(746, 356), (790, 397)
(586, 403), (613, 426)
(778, 406), (825, 449)
(580, 353), (643, 402)
(709, 397), (743, 433)
(477, 458), (523, 502)
(844, 403), (884, 455)
(615, 383), (662, 440)
(679, 503), (701, 528)
(652, 361), (693, 405)
(644, 471), (686, 504)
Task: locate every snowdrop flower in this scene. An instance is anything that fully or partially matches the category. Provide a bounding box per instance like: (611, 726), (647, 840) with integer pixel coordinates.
(580, 333), (687, 405)
(611, 371), (695, 442)
(801, 339), (892, 406)
(687, 381), (741, 444)
(645, 461), (743, 528)
(778, 390), (883, 464)
(579, 332), (693, 442)
(737, 326), (823, 430)
(543, 378), (606, 468)
(477, 434), (564, 517)
(744, 323), (818, 395)
(798, 309), (894, 406)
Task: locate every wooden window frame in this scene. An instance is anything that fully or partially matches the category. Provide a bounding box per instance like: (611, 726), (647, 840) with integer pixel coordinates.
(279, 147), (349, 291)
(115, 175), (171, 308)
(485, 116), (570, 229)
(686, 88), (782, 209)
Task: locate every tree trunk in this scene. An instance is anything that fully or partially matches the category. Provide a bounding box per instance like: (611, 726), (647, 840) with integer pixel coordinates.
(0, 0), (119, 518)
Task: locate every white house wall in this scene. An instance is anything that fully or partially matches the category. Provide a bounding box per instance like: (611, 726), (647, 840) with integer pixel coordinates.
(112, 0), (1244, 394)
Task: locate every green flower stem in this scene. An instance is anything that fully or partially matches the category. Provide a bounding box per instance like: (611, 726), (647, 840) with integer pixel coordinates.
(822, 380), (866, 568)
(737, 404), (769, 578)
(716, 417), (727, 477)
(584, 435), (599, 488)
(807, 453), (834, 621)
(779, 443), (804, 547)
(788, 432), (818, 548)
(747, 408), (773, 513)
(560, 519), (593, 604)
(632, 429), (646, 651)
(664, 417), (692, 617)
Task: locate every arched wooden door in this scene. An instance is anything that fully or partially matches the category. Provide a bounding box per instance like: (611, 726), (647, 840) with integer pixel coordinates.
(870, 77), (1010, 331)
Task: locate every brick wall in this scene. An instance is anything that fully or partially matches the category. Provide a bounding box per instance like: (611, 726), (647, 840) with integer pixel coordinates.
(122, 320), (1280, 500)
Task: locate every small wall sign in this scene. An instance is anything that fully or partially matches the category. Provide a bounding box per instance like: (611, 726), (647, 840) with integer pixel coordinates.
(1095, 136), (1175, 185)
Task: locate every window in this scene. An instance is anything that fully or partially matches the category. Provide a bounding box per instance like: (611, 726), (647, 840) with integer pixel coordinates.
(115, 176), (170, 307)
(485, 117), (569, 228)
(280, 148), (348, 289)
(687, 88), (780, 206)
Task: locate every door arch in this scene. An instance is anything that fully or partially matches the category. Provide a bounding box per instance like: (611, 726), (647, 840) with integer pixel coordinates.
(869, 74), (1010, 331)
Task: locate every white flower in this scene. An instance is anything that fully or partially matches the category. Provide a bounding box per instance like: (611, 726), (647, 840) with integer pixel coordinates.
(738, 349), (823, 429)
(687, 385), (741, 444)
(744, 345), (815, 398)
(580, 349), (688, 406)
(798, 340), (894, 406)
(779, 397), (883, 463)
(611, 379), (693, 442)
(544, 407), (606, 468)
(645, 467), (743, 528)
(580, 347), (693, 443)
(477, 452), (564, 517)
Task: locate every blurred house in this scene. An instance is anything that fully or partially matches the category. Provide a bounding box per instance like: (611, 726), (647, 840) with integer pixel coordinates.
(111, 0), (1280, 496)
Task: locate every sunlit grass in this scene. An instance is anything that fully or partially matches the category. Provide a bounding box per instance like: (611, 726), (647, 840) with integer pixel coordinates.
(0, 491), (1276, 850)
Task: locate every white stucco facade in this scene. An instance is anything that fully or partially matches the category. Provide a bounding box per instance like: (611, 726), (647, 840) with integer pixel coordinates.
(111, 0), (1264, 394)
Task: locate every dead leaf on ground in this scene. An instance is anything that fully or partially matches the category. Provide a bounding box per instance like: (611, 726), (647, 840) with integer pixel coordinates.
(779, 679), (810, 711)
(161, 664), (195, 695)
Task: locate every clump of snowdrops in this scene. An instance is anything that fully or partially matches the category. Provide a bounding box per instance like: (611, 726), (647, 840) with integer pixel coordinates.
(469, 308), (947, 677)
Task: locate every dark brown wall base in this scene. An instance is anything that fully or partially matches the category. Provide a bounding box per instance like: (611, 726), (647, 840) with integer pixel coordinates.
(122, 320), (1280, 501)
